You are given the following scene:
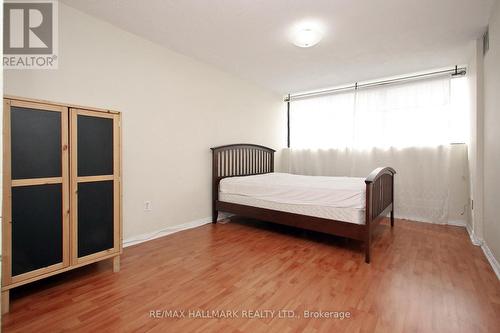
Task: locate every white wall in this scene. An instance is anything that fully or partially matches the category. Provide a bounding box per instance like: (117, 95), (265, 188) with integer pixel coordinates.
(483, 0), (500, 263)
(3, 4), (286, 240)
(467, 39), (485, 242)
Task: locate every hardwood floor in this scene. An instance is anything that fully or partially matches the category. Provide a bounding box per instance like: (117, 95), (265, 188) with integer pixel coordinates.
(3, 217), (500, 333)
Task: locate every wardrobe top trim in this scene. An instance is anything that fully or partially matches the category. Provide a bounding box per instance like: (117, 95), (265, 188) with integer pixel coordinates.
(4, 95), (120, 115)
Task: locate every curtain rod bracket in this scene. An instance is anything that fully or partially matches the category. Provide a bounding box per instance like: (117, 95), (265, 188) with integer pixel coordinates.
(452, 65), (466, 77)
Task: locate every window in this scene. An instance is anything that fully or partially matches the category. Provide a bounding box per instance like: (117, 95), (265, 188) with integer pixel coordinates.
(289, 75), (469, 149)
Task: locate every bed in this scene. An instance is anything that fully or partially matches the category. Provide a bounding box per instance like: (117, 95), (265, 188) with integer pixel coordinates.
(211, 144), (396, 263)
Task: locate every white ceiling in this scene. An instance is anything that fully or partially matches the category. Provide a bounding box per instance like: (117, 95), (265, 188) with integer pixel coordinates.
(62, 0), (494, 95)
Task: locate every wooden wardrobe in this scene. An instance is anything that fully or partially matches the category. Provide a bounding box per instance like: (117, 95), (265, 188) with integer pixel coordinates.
(1, 96), (122, 313)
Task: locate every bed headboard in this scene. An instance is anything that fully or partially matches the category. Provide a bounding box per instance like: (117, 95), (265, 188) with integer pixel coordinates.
(211, 144), (275, 180)
(210, 144), (275, 217)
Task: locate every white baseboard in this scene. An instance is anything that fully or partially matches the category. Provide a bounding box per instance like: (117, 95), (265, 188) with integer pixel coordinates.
(481, 243), (500, 280)
(465, 223), (483, 246)
(447, 220), (467, 227)
(465, 224), (500, 280)
(395, 216), (467, 228)
(123, 213), (231, 247)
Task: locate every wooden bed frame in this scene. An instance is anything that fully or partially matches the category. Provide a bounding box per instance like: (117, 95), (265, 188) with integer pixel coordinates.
(211, 144), (396, 263)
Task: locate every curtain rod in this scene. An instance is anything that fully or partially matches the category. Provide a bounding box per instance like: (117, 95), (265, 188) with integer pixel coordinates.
(285, 66), (467, 102)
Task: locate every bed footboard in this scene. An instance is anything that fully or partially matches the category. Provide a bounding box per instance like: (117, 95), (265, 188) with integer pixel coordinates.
(364, 167), (396, 263)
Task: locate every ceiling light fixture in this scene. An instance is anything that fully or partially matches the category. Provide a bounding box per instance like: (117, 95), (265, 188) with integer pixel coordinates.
(292, 28), (323, 47)
(289, 20), (325, 48)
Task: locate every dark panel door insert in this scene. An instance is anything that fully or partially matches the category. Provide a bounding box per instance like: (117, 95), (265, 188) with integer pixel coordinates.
(11, 107), (62, 179)
(11, 184), (63, 276)
(77, 115), (113, 177)
(77, 181), (114, 257)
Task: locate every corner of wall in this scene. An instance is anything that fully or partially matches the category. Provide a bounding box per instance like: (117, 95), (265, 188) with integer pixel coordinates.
(479, 0), (500, 280)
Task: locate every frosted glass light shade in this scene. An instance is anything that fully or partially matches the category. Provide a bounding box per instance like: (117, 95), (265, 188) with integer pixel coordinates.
(292, 28), (323, 47)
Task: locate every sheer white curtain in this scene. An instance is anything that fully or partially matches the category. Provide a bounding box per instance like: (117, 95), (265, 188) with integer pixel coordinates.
(291, 91), (355, 149)
(285, 75), (470, 225)
(354, 78), (452, 148)
(290, 76), (463, 149)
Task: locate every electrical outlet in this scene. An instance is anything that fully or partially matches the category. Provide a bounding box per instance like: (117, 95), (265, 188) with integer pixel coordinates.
(144, 201), (152, 211)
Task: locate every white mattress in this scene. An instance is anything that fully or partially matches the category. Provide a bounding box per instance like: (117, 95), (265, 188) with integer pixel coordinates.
(219, 173), (366, 224)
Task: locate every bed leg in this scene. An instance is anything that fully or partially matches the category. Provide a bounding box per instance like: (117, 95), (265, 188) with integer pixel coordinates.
(365, 241), (371, 263)
(390, 209), (394, 227)
(212, 210), (218, 223)
(365, 226), (371, 263)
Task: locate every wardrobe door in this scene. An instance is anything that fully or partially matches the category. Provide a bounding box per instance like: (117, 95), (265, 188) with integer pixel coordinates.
(2, 99), (69, 285)
(70, 109), (121, 264)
